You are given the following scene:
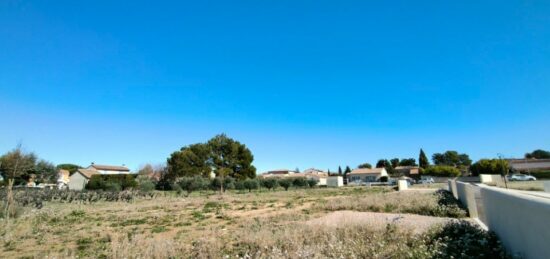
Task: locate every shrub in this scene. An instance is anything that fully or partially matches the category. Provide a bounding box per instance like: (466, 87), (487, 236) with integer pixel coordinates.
(423, 166), (460, 177)
(307, 178), (318, 188)
(529, 171), (550, 179)
(243, 179), (259, 192)
(470, 159), (508, 176)
(279, 178), (293, 191)
(292, 177), (308, 188)
(234, 181), (245, 191)
(136, 177), (156, 192)
(424, 221), (510, 258)
(86, 174), (137, 191)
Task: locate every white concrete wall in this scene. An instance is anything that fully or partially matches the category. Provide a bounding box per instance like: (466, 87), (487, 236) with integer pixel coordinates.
(480, 187), (550, 259)
(453, 180), (550, 259)
(398, 180), (408, 191)
(327, 176), (343, 187)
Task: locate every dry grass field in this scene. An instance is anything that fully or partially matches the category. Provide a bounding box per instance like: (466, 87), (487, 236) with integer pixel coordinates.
(0, 187), (510, 258)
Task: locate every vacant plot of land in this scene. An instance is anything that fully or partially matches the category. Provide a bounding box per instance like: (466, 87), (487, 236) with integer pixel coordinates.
(0, 187), (508, 258)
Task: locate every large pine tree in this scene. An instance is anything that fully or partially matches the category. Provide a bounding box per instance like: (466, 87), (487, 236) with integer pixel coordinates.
(419, 149), (429, 169)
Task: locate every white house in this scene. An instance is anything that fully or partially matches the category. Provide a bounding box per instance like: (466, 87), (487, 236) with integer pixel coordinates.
(68, 169), (99, 191)
(347, 168), (389, 185)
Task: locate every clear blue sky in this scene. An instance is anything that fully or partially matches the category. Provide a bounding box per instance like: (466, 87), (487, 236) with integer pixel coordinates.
(1, 1), (549, 173)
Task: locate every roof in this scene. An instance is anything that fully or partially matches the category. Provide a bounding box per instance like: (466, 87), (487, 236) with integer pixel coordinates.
(89, 164), (130, 172)
(349, 168), (386, 175)
(507, 159), (550, 171)
(395, 166), (419, 170)
(75, 169), (99, 179)
(264, 169), (296, 175)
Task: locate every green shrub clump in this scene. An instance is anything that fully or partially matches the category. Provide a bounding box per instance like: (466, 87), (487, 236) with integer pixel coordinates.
(423, 166), (461, 177)
(86, 174), (137, 191)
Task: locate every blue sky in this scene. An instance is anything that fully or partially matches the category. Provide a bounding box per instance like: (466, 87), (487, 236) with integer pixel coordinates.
(1, 1), (549, 173)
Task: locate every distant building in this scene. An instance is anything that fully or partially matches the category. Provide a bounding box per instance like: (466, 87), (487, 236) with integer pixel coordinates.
(507, 159), (550, 173)
(68, 169), (99, 191)
(347, 168), (389, 185)
(327, 176), (344, 187)
(87, 163), (130, 174)
(68, 163), (131, 191)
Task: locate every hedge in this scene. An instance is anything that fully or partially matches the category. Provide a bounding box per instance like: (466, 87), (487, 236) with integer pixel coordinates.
(423, 166), (461, 177)
(86, 174), (138, 191)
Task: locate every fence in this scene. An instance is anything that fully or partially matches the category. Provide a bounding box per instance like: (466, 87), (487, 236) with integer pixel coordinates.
(449, 180), (550, 259)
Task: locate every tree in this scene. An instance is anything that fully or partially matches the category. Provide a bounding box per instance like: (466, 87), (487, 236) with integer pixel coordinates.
(243, 179), (259, 192)
(207, 134), (256, 181)
(376, 159), (395, 175)
(424, 165), (461, 177)
(167, 143), (211, 180)
(419, 149), (430, 169)
(432, 151), (472, 167)
(167, 134), (257, 194)
(398, 158), (417, 167)
(279, 178), (293, 191)
(56, 163), (81, 174)
(295, 167), (300, 173)
(470, 159), (509, 176)
(357, 163), (372, 169)
(338, 166), (342, 176)
(525, 149), (550, 159)
(390, 158), (400, 168)
(35, 160), (57, 184)
(0, 146), (38, 185)
(375, 159), (386, 168)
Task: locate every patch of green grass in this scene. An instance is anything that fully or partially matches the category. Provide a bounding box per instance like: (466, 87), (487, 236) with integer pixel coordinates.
(192, 211), (207, 221)
(151, 226), (168, 233)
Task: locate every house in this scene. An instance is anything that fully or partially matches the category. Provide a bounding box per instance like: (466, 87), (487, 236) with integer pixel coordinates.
(68, 163), (131, 190)
(87, 163), (130, 174)
(506, 159), (550, 173)
(394, 166), (420, 178)
(259, 169), (298, 178)
(347, 168), (388, 185)
(68, 169), (98, 191)
(57, 169), (70, 189)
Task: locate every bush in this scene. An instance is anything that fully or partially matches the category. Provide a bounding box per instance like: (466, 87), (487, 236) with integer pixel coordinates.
(136, 177), (156, 192)
(178, 176), (208, 195)
(234, 181), (245, 191)
(243, 179), (259, 192)
(529, 171), (550, 179)
(86, 174), (137, 191)
(470, 159), (508, 176)
(307, 178), (318, 188)
(425, 221), (510, 258)
(423, 166), (460, 177)
(292, 177), (308, 188)
(279, 178), (293, 191)
(260, 178), (279, 190)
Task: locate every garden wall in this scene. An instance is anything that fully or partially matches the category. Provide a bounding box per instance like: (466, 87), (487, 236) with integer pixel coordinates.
(453, 180), (550, 259)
